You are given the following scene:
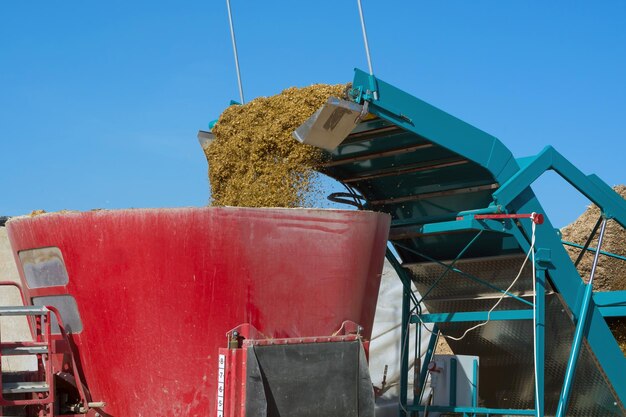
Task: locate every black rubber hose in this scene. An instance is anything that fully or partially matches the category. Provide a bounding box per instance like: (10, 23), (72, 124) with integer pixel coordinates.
(327, 192), (365, 208)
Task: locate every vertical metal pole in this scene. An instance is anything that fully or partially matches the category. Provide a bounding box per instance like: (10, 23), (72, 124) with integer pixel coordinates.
(449, 357), (457, 407)
(356, 0), (374, 77)
(414, 318), (421, 407)
(472, 359), (478, 408)
(534, 269), (546, 417)
(226, 0), (245, 104)
(418, 326), (438, 407)
(555, 218), (608, 417)
(399, 282), (410, 417)
(356, 0), (378, 100)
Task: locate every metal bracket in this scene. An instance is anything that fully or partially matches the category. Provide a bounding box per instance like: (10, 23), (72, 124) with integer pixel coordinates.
(348, 85), (364, 103)
(535, 248), (552, 270)
(333, 320), (364, 336)
(226, 323), (266, 342)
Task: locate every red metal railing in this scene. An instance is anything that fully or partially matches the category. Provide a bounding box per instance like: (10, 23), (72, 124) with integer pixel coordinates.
(0, 281), (94, 416)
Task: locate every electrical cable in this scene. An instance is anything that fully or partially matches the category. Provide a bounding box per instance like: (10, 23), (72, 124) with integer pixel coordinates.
(344, 184), (365, 210)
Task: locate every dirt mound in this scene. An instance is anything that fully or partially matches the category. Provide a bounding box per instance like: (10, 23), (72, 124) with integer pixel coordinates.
(561, 185), (626, 354)
(204, 84), (347, 208)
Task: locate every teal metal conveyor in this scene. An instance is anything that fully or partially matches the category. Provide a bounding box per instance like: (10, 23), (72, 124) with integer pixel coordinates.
(298, 69), (626, 417)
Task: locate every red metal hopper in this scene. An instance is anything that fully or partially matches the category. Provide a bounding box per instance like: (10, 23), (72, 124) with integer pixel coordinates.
(5, 207), (390, 417)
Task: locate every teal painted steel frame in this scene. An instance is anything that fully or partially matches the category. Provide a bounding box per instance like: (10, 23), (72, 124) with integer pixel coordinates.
(595, 291), (626, 317)
(493, 147), (626, 227)
(534, 262), (548, 416)
(556, 219), (609, 417)
(472, 358), (479, 408)
(394, 241), (534, 308)
(416, 310), (533, 323)
(417, 328), (438, 408)
(347, 68), (626, 416)
(385, 249), (415, 412)
(450, 357), (458, 407)
(409, 405), (536, 416)
(562, 240), (626, 262)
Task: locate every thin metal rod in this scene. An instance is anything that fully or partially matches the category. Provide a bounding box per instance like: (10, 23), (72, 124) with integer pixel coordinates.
(555, 218), (607, 417)
(417, 328), (438, 406)
(394, 242), (534, 307)
(357, 0), (374, 76)
(449, 357), (458, 407)
(226, 0), (245, 104)
(563, 240), (626, 262)
(472, 359), (479, 408)
(418, 230), (484, 302)
(587, 219), (607, 287)
(371, 183), (499, 206)
(321, 143), (434, 168)
(532, 222), (545, 417)
(399, 270), (410, 413)
(574, 215), (603, 267)
(414, 320), (421, 406)
(343, 158), (468, 184)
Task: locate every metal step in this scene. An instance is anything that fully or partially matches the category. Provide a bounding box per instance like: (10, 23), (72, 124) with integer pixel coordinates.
(2, 381), (49, 394)
(1, 345), (49, 355)
(0, 306), (48, 317)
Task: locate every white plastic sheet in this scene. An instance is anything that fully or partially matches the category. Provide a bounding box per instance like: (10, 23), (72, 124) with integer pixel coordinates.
(369, 259), (433, 416)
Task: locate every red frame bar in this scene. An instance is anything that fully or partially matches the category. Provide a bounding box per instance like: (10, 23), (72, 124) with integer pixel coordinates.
(46, 306), (89, 408)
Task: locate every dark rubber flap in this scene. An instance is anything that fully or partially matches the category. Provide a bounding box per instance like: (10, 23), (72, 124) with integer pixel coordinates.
(245, 341), (375, 417)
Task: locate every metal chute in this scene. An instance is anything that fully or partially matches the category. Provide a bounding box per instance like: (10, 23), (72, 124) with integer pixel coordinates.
(293, 97), (368, 151)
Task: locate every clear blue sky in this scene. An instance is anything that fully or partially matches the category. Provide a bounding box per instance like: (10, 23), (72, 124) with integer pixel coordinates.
(1, 1), (624, 227)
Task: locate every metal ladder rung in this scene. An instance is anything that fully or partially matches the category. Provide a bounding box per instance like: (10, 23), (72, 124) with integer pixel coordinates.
(0, 306), (48, 316)
(1, 345), (49, 355)
(2, 381), (49, 394)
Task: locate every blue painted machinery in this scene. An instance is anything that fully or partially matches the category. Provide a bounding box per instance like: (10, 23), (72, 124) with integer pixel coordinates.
(297, 69), (626, 417)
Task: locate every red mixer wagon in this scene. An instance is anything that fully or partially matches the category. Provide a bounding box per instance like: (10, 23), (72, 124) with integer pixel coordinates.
(1, 207), (390, 417)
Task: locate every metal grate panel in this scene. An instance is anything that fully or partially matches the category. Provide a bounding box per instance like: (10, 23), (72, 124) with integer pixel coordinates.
(404, 255), (624, 416)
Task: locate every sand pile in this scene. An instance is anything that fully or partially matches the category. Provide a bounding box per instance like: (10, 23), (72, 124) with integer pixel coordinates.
(561, 185), (626, 354)
(204, 84), (347, 208)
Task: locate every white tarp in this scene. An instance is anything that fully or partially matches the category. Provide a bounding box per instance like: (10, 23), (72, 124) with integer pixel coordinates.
(369, 259), (434, 416)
